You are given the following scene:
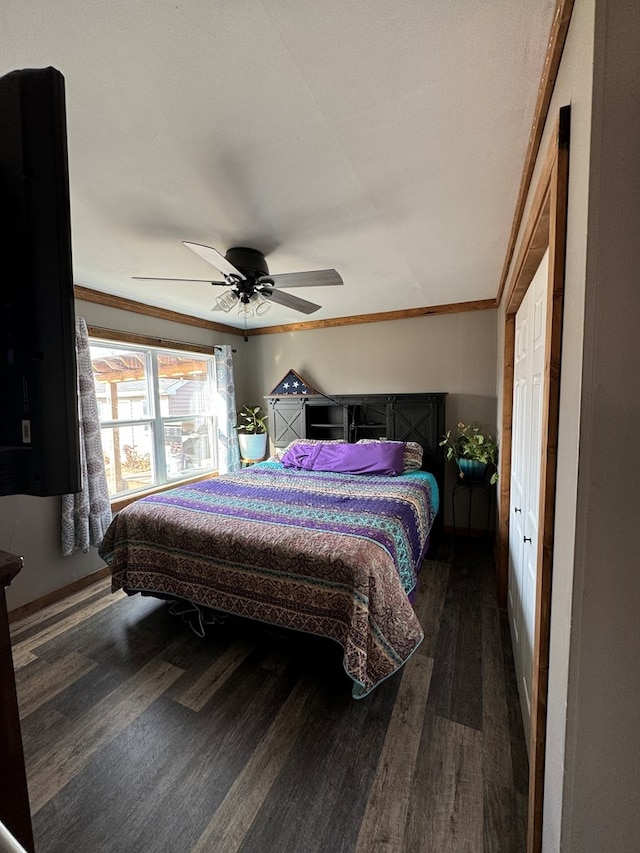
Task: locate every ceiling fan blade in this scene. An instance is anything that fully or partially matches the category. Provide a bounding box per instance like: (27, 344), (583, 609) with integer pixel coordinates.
(262, 287), (321, 315)
(183, 241), (246, 279)
(132, 276), (227, 285)
(263, 269), (343, 289)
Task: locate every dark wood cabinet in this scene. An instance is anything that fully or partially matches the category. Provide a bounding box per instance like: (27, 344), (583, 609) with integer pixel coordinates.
(1, 552), (34, 852)
(304, 400), (350, 440)
(266, 396), (307, 447)
(267, 392), (445, 450)
(266, 393), (447, 542)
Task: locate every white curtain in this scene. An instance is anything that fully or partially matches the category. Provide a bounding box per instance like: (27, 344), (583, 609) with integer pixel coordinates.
(61, 318), (112, 556)
(215, 345), (241, 474)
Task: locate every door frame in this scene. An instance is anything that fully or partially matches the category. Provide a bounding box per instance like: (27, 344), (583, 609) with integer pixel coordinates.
(497, 106), (570, 853)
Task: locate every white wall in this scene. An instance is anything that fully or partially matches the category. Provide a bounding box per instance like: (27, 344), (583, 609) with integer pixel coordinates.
(499, 1), (640, 849)
(561, 1), (640, 849)
(245, 310), (496, 403)
(516, 2), (594, 849)
(245, 309), (499, 525)
(2, 298), (246, 611)
(497, 1), (594, 848)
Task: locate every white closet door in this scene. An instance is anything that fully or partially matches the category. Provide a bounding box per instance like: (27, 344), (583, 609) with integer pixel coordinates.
(508, 307), (528, 669)
(508, 250), (548, 753)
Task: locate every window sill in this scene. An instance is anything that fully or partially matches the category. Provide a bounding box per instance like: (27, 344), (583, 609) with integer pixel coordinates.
(110, 471), (218, 514)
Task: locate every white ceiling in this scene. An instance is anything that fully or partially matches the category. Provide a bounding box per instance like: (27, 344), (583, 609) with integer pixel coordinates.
(3, 0), (556, 329)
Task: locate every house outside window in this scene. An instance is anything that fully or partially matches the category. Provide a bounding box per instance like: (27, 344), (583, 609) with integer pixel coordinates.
(89, 340), (217, 498)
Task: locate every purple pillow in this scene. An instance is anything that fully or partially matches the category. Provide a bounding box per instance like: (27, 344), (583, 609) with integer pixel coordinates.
(281, 441), (404, 475)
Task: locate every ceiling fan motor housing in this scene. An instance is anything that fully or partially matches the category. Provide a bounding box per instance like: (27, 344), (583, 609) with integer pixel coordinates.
(225, 247), (269, 279)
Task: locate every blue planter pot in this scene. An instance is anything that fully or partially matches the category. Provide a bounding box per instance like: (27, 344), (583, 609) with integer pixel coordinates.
(456, 458), (487, 482)
(238, 432), (268, 462)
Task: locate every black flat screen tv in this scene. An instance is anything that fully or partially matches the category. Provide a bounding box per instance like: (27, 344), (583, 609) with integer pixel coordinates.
(0, 66), (80, 496)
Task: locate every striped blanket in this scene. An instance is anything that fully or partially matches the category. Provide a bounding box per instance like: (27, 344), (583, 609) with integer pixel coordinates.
(99, 461), (439, 698)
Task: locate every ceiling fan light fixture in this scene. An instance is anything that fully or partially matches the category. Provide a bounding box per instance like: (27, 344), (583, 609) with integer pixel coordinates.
(237, 298), (254, 318)
(141, 242), (342, 317)
(215, 289), (238, 313)
(250, 292), (271, 316)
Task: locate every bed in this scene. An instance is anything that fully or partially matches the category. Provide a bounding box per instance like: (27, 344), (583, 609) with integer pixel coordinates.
(98, 441), (439, 698)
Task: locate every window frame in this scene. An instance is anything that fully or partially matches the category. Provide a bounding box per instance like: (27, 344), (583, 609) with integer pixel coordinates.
(88, 328), (219, 505)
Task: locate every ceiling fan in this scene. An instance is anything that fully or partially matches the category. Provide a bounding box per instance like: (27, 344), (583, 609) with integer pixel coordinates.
(133, 242), (343, 318)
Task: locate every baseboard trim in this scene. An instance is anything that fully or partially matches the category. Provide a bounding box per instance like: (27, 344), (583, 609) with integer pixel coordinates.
(8, 565), (110, 623)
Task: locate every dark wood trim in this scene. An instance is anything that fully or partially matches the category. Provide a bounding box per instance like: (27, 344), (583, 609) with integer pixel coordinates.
(74, 285), (245, 337)
(87, 324), (217, 355)
(249, 299), (497, 336)
(527, 106), (570, 853)
(498, 107), (570, 853)
(77, 286), (496, 340)
(505, 133), (557, 314)
(496, 0), (575, 306)
(8, 565), (111, 624)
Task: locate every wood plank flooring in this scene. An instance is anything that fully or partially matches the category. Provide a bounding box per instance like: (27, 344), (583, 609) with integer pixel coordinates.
(11, 538), (528, 852)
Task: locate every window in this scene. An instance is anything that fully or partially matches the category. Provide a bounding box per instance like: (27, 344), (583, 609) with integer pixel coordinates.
(90, 340), (217, 498)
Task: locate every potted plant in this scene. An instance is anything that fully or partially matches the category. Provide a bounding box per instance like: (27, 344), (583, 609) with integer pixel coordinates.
(235, 405), (269, 461)
(440, 421), (499, 484)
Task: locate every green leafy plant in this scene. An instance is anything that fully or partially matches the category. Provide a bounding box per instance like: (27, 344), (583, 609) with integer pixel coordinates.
(439, 422), (499, 484)
(235, 405), (268, 435)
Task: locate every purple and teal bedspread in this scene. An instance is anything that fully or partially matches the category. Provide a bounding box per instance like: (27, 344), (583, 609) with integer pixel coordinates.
(99, 461), (439, 698)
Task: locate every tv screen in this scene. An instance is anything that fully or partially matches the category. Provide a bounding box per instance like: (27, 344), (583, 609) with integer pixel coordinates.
(0, 66), (80, 496)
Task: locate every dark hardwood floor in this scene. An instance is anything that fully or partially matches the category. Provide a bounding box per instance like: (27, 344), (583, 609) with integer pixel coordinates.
(11, 537), (527, 852)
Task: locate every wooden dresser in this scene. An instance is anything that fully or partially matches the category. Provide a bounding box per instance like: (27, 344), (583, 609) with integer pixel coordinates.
(0, 551), (34, 852)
